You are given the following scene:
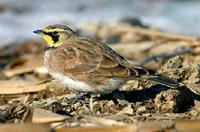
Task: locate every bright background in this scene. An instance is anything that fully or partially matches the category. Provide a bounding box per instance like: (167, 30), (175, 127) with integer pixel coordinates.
(0, 0), (199, 47)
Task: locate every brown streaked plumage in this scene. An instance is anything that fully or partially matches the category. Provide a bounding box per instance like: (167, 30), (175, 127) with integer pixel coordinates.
(34, 24), (180, 94)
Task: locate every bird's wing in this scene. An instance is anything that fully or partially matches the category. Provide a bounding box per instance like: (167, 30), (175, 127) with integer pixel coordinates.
(71, 37), (179, 87)
(63, 38), (161, 77)
(51, 37), (154, 77)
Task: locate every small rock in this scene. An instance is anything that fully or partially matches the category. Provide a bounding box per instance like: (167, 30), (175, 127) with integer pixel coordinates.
(73, 102), (81, 109)
(137, 106), (147, 114)
(154, 88), (194, 112)
(166, 56), (183, 69)
(78, 105), (90, 115)
(117, 104), (133, 115)
(106, 100), (115, 107)
(190, 110), (199, 116)
(142, 113), (151, 117)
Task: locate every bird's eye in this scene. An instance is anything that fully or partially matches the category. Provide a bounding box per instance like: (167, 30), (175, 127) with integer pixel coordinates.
(52, 31), (58, 35)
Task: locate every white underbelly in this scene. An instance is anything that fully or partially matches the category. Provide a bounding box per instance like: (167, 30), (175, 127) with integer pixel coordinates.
(52, 73), (95, 92)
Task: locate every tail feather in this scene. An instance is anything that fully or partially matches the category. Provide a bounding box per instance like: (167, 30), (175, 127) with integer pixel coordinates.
(144, 75), (180, 88)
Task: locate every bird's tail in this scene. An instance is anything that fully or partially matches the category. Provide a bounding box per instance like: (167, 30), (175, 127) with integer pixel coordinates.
(143, 75), (181, 88)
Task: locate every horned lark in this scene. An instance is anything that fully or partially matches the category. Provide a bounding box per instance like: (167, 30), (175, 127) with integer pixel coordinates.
(33, 24), (180, 94)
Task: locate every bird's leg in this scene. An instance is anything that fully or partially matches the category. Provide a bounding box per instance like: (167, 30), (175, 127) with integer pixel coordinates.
(89, 96), (95, 115)
(68, 92), (91, 104)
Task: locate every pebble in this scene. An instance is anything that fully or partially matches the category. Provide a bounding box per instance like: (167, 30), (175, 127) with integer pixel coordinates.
(137, 106), (147, 114)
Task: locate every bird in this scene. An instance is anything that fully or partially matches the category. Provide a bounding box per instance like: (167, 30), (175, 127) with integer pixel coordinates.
(33, 24), (180, 96)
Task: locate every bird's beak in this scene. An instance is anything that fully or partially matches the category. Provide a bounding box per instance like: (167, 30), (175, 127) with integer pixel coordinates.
(33, 29), (43, 35)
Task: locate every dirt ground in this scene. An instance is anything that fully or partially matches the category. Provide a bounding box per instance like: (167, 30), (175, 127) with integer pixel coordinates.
(1, 22), (200, 131)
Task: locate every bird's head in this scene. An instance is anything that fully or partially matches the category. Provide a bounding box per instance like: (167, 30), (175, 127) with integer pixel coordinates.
(33, 24), (76, 47)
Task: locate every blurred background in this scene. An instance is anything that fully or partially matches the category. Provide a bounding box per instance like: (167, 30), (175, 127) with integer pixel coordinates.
(0, 0), (200, 47)
(1, 0), (200, 124)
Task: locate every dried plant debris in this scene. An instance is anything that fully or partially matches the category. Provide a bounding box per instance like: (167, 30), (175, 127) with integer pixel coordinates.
(1, 22), (200, 131)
